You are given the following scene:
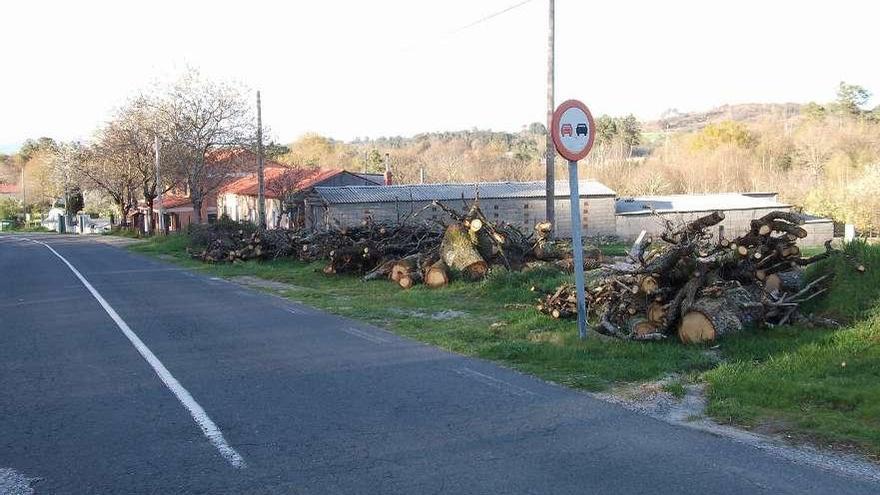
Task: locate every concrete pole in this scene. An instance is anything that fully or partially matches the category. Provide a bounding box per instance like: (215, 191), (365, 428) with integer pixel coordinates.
(256, 90), (266, 228)
(155, 135), (165, 235)
(545, 0), (556, 234)
(20, 166), (25, 206)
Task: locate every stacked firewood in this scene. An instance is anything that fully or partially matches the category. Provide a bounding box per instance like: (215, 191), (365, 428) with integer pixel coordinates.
(538, 210), (864, 344)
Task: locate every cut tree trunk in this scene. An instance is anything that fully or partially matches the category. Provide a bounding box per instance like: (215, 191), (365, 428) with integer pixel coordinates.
(763, 270), (804, 294)
(627, 317), (659, 338)
(440, 224), (489, 281)
(678, 286), (765, 344)
(647, 302), (666, 324)
(390, 259), (415, 282)
(424, 260), (450, 288)
(398, 269), (422, 289)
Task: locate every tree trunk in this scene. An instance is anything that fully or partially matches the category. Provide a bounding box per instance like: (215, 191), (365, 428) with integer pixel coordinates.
(678, 286), (764, 344)
(440, 224), (488, 281)
(192, 196), (203, 224)
(424, 260), (450, 288)
(145, 195), (155, 234)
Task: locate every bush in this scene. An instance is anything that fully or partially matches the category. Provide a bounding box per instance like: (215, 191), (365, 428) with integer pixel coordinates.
(0, 198), (22, 220)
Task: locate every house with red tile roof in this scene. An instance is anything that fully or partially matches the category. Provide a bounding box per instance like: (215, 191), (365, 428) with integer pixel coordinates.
(0, 183), (21, 200)
(218, 167), (381, 229)
(130, 148), (296, 232)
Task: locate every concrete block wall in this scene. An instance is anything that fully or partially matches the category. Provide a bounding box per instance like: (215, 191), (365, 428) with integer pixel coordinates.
(801, 220), (834, 247)
(320, 196), (617, 238)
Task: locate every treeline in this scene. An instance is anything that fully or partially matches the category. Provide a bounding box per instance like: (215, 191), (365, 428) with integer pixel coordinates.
(3, 77), (877, 235)
(591, 82), (880, 234)
(272, 114), (642, 185)
(272, 82), (878, 234)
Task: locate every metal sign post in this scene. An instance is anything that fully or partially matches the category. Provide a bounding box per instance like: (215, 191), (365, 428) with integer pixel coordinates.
(551, 99), (596, 340)
(567, 160), (588, 339)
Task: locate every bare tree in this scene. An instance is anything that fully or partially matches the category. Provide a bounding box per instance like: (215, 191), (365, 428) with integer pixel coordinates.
(64, 141), (139, 225)
(154, 69), (255, 224)
(98, 98), (178, 231)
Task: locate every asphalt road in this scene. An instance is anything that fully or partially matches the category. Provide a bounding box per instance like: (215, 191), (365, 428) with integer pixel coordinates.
(1, 233), (877, 494)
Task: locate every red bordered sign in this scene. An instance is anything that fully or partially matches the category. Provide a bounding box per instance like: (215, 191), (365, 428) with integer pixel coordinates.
(551, 99), (596, 162)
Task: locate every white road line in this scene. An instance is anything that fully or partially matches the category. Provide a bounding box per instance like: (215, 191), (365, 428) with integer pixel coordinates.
(27, 238), (246, 469)
(341, 326), (389, 344)
(453, 367), (539, 397)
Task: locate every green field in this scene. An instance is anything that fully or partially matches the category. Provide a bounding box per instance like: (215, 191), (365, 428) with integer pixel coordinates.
(131, 235), (880, 459)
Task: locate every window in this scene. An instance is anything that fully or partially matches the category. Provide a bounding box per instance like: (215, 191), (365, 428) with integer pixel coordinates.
(493, 205), (499, 210)
(207, 213), (218, 224)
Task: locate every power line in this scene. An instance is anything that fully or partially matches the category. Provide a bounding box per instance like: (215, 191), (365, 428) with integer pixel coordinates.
(447, 0), (535, 36)
(400, 0), (535, 52)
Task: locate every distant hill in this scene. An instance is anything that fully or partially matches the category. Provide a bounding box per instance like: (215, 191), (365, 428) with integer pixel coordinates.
(644, 103), (804, 132)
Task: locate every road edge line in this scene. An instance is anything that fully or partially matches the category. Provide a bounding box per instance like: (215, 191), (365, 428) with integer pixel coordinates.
(27, 238), (247, 469)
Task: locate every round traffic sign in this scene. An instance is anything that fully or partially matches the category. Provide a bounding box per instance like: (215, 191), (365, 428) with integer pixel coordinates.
(551, 99), (595, 162)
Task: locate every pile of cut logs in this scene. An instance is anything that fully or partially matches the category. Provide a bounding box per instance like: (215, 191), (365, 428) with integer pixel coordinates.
(359, 199), (584, 289)
(189, 197), (589, 289)
(537, 210), (864, 344)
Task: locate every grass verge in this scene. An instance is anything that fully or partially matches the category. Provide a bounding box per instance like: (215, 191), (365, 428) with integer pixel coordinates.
(131, 235), (880, 458)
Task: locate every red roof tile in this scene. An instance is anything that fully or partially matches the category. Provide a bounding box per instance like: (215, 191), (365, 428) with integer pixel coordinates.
(157, 195), (192, 209)
(221, 168), (345, 199)
(0, 183), (20, 194)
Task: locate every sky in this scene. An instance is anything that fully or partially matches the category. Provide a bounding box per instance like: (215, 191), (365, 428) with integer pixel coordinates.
(1, 0), (878, 151)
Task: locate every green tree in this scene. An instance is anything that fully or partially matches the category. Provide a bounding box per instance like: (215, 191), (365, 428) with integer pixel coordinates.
(595, 115), (618, 146)
(527, 122), (546, 134)
(264, 141), (289, 160)
(619, 114), (641, 148)
(19, 137), (57, 161)
(835, 81), (871, 115)
(801, 102), (826, 120)
(0, 197), (21, 220)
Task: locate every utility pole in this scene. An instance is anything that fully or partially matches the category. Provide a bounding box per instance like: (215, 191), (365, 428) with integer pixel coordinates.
(256, 90), (266, 228)
(155, 135), (165, 235)
(545, 0), (555, 232)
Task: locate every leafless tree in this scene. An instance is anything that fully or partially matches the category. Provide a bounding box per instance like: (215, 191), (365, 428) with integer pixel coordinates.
(65, 141), (139, 225)
(153, 69), (255, 223)
(97, 98), (178, 231)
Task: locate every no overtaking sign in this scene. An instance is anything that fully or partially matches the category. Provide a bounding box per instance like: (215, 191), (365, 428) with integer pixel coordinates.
(551, 99), (595, 339)
(551, 99), (595, 162)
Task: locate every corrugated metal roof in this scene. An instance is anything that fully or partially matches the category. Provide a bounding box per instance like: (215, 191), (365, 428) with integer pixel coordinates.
(313, 180), (615, 204)
(615, 193), (790, 215)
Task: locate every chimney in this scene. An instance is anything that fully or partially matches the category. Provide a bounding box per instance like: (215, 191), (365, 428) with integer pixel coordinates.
(383, 152), (393, 186)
